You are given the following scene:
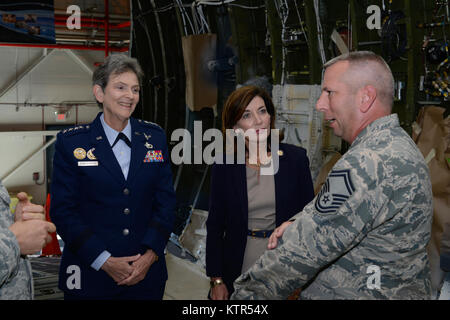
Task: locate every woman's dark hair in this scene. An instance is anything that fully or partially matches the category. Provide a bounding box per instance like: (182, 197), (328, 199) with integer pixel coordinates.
(222, 85), (283, 153)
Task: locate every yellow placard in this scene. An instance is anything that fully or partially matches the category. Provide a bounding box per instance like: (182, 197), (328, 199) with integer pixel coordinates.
(9, 194), (33, 215)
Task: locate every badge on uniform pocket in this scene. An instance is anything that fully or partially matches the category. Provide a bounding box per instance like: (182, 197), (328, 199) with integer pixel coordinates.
(144, 150), (164, 163)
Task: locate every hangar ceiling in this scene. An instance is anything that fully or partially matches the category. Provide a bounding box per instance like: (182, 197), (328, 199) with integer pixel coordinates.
(0, 0), (132, 114)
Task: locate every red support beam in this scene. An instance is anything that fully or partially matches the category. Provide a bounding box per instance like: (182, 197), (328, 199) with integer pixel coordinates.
(111, 21), (131, 29)
(53, 16), (130, 26)
(104, 0), (109, 57)
(54, 20), (130, 29)
(54, 15), (106, 23)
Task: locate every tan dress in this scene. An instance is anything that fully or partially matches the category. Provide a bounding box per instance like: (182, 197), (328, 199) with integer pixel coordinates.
(241, 166), (276, 273)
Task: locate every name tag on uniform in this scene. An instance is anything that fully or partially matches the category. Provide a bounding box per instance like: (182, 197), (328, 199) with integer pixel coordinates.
(78, 161), (99, 166)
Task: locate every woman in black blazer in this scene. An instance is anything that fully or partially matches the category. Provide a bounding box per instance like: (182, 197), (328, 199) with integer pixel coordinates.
(206, 86), (315, 299)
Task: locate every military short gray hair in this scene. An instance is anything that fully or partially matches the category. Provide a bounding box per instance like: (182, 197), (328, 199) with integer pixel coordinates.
(324, 51), (395, 108)
(92, 54), (143, 108)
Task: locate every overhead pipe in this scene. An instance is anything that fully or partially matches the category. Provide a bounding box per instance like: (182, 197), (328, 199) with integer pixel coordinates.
(0, 42), (128, 52)
(55, 38), (129, 46)
(54, 10), (129, 20)
(0, 102), (97, 107)
(54, 20), (130, 29)
(54, 16), (106, 23)
(54, 15), (130, 28)
(110, 21), (131, 29)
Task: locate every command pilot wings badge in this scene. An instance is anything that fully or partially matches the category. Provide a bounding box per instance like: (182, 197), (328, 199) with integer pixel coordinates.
(87, 148), (97, 160)
(315, 169), (355, 214)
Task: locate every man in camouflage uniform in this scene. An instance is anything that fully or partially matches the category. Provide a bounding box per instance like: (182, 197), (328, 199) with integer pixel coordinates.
(0, 180), (56, 299)
(231, 51), (433, 300)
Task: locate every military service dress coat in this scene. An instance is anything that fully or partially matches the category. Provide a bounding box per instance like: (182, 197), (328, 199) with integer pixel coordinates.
(50, 112), (176, 299)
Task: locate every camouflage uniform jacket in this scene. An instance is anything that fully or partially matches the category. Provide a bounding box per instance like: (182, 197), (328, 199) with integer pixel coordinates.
(232, 114), (433, 300)
(0, 181), (33, 299)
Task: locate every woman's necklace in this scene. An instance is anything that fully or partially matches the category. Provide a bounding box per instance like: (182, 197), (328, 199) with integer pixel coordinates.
(246, 153), (272, 183)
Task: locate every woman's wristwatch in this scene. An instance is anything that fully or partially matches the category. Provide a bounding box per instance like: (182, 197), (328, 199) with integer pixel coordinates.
(210, 278), (224, 288)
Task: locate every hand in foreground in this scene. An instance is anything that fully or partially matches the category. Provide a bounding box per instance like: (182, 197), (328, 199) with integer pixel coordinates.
(9, 219), (56, 255)
(117, 250), (158, 286)
(210, 279), (228, 300)
(14, 192), (46, 222)
(101, 254), (141, 284)
(267, 221), (293, 250)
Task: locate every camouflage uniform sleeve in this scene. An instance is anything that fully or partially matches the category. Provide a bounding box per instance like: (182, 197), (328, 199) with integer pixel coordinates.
(231, 150), (385, 300)
(0, 214), (21, 288)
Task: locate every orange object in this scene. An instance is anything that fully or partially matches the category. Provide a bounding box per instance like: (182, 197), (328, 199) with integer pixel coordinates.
(41, 194), (62, 256)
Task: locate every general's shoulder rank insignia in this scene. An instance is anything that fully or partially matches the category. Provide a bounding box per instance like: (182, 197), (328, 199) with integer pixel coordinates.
(144, 120), (161, 129)
(139, 119), (162, 130)
(315, 169), (355, 214)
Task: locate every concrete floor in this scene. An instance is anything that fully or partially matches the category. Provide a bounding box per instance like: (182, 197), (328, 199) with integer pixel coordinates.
(163, 253), (210, 300)
(31, 254), (450, 300)
(31, 251), (210, 300)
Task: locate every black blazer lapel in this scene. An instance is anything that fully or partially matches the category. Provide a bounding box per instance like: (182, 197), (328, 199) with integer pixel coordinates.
(89, 113), (126, 185)
(274, 144), (288, 226)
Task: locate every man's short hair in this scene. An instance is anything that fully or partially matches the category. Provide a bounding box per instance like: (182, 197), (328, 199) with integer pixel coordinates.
(324, 51), (395, 108)
(92, 54), (143, 108)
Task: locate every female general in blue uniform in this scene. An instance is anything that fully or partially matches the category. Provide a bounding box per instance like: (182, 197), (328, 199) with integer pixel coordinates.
(206, 86), (315, 299)
(50, 54), (176, 300)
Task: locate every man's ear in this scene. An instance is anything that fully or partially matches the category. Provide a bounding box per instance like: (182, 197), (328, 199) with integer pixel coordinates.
(93, 84), (104, 103)
(359, 85), (377, 113)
